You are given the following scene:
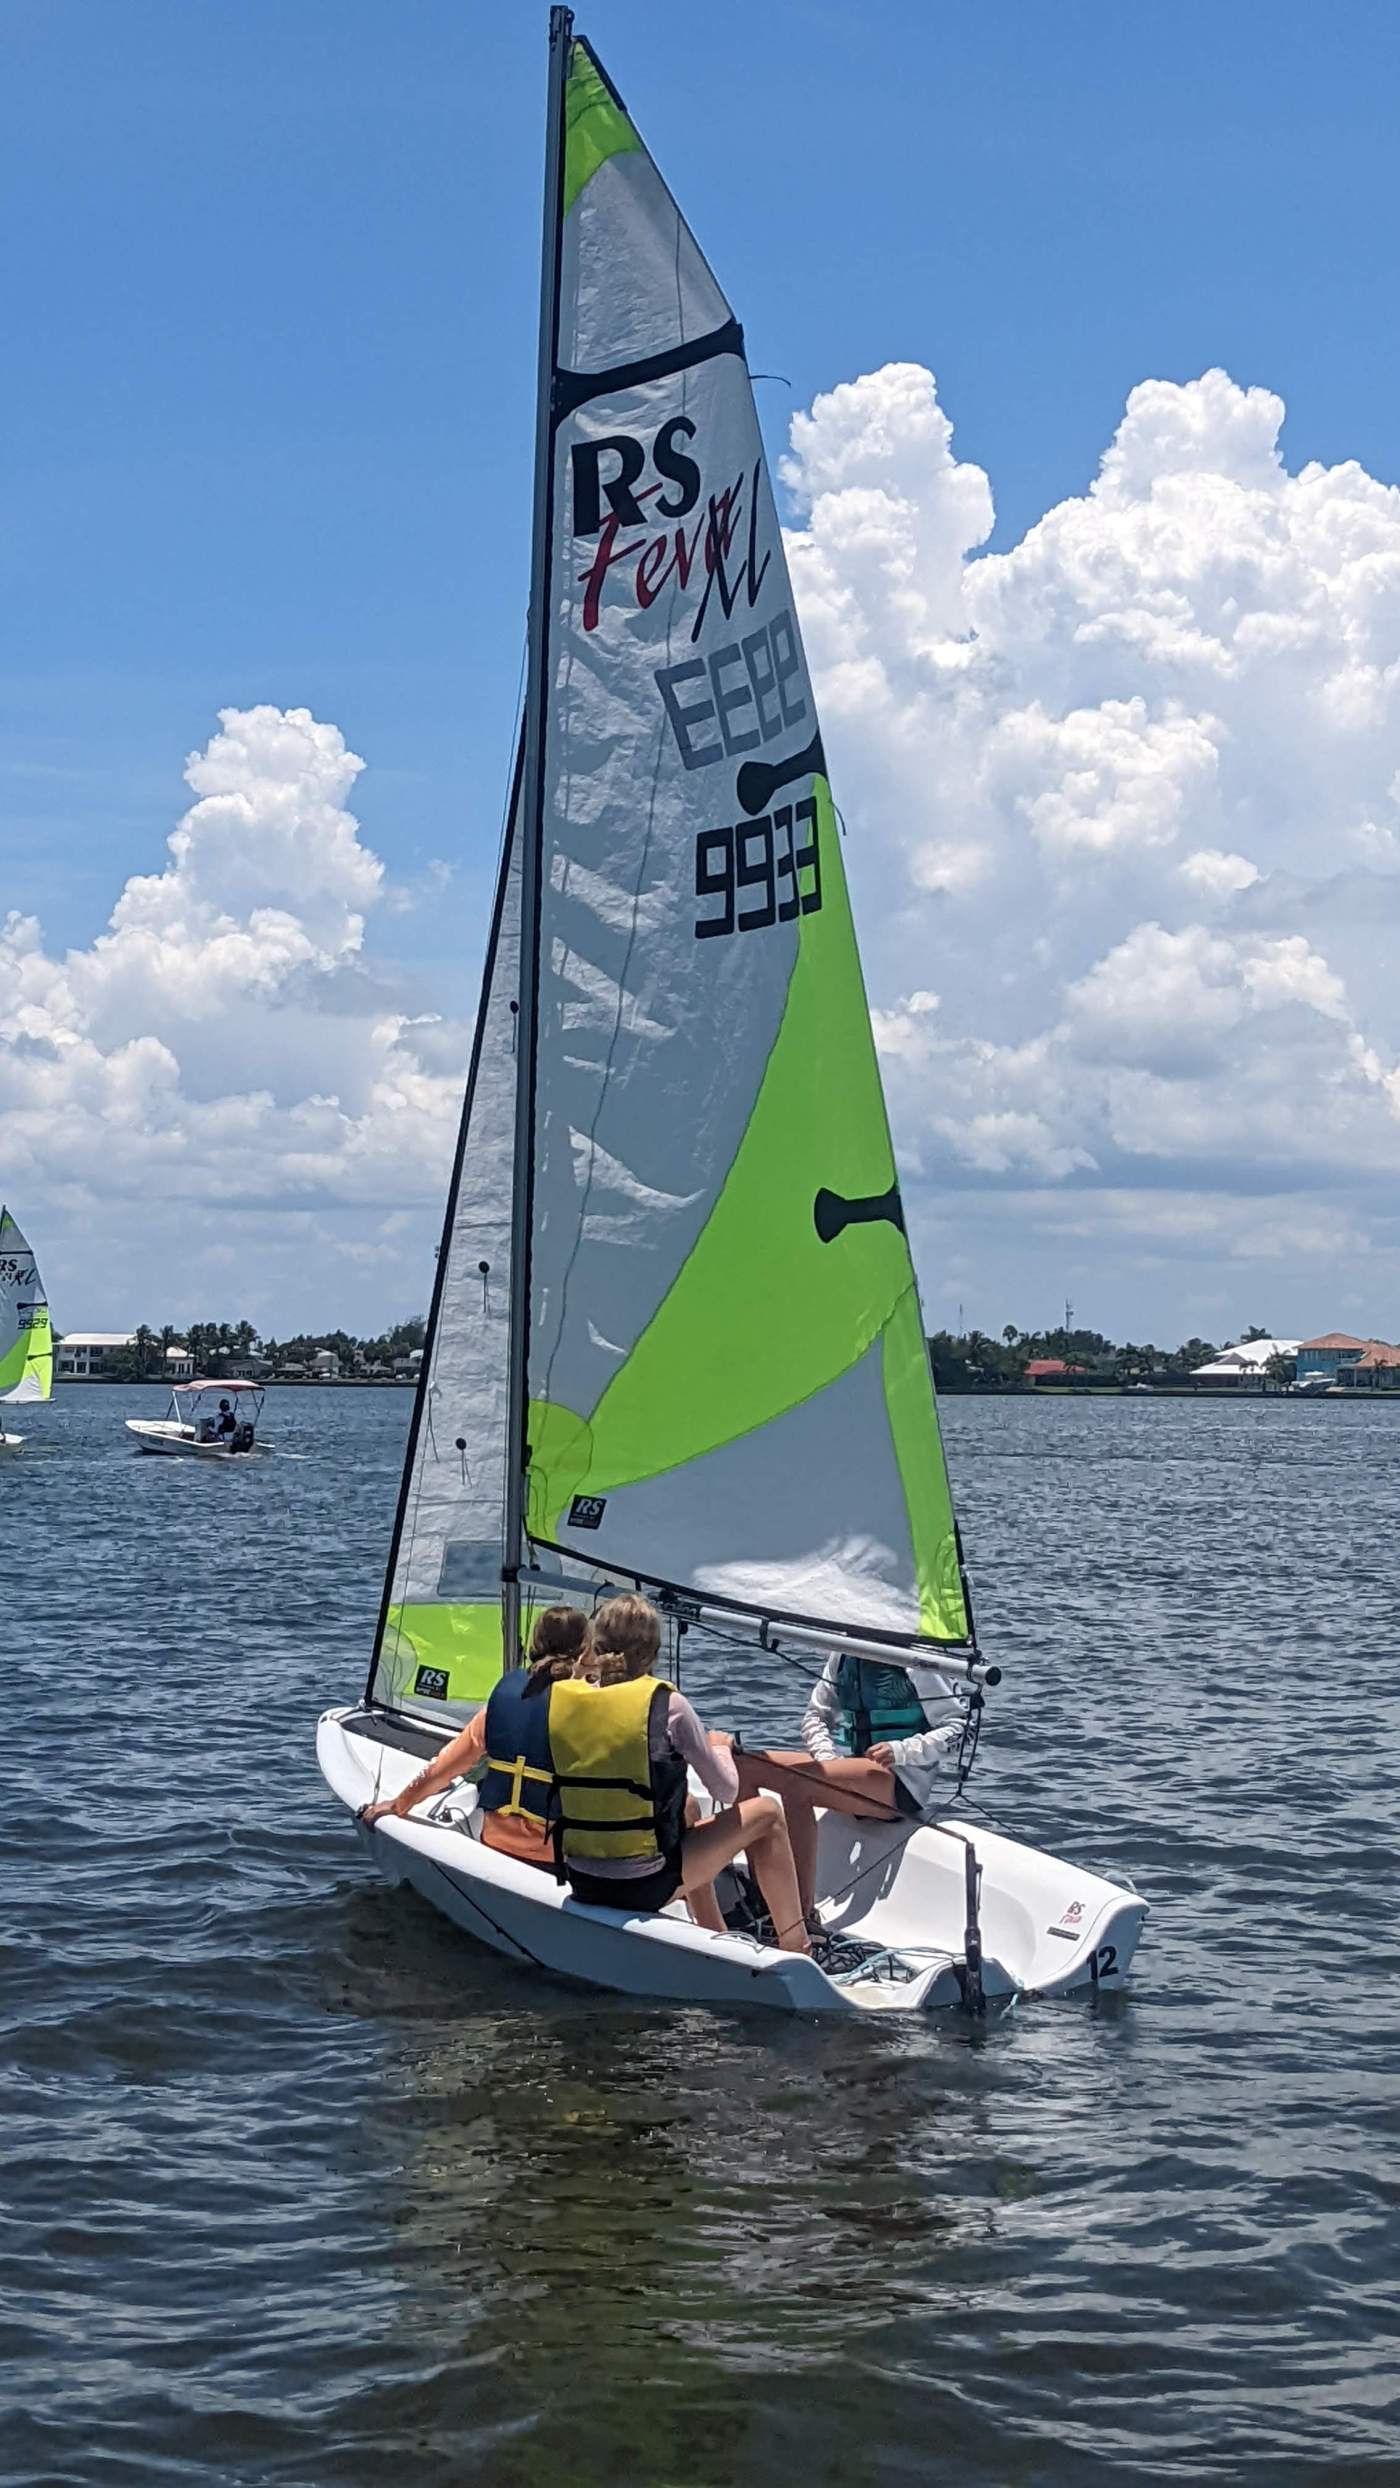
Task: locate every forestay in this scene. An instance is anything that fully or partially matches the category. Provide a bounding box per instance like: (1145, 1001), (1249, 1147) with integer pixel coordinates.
(0, 1209), (53, 1405)
(521, 35), (969, 1648)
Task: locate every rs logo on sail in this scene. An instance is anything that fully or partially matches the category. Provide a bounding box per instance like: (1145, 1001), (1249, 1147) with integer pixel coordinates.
(571, 426), (771, 638)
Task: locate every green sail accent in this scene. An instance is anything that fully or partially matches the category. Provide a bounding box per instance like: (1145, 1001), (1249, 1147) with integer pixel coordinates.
(0, 1332), (26, 1395)
(528, 779), (966, 1637)
(563, 40), (641, 215)
(21, 1308), (54, 1401)
(382, 1602), (508, 1706)
(879, 1288), (967, 1639)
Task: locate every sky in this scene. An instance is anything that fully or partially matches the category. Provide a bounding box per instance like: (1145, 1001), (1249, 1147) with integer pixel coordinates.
(6, 0), (1400, 1345)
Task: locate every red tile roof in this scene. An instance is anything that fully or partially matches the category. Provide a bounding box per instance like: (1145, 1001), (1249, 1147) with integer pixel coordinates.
(1299, 1333), (1373, 1351)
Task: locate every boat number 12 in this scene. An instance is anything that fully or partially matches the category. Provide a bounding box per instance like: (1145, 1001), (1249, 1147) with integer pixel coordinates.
(694, 799), (822, 939)
(1091, 1944), (1118, 1981)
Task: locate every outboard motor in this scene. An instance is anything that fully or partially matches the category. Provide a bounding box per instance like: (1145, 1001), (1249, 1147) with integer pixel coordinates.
(233, 1420), (256, 1453)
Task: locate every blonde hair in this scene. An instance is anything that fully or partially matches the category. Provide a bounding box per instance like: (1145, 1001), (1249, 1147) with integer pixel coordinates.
(590, 1593), (661, 1688)
(523, 1604), (593, 1695)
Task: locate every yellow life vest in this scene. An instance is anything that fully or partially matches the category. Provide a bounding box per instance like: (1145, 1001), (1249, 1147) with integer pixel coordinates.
(546, 1674), (688, 1867)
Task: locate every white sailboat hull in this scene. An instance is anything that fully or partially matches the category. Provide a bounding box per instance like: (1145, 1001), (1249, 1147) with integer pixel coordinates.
(125, 1420), (270, 1460)
(318, 1705), (1146, 2018)
(0, 1431), (23, 1453)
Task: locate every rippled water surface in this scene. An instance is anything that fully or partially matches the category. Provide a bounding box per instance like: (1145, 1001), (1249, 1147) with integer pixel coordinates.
(5, 1385), (1399, 2484)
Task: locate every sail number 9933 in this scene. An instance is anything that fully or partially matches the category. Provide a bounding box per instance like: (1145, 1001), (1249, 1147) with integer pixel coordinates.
(694, 799), (822, 939)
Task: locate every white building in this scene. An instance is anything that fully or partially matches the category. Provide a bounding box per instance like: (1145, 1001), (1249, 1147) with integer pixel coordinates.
(56, 1331), (136, 1379)
(1190, 1338), (1301, 1387)
(57, 1333), (194, 1380)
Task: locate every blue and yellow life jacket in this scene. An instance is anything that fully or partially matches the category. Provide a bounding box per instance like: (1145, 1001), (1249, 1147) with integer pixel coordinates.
(546, 1674), (688, 1870)
(830, 1654), (927, 1756)
(477, 1667), (558, 1832)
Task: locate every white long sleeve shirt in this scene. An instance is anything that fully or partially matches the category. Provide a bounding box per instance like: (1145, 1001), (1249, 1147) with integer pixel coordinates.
(801, 1657), (966, 1815)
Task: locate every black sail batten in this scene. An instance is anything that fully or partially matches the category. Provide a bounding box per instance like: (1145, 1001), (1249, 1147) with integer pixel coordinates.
(551, 318), (746, 424)
(364, 738), (525, 1707)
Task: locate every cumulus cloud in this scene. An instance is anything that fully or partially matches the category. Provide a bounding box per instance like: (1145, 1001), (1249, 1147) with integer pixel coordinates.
(0, 707), (468, 1327)
(12, 358), (1400, 1338)
(783, 361), (1400, 1331)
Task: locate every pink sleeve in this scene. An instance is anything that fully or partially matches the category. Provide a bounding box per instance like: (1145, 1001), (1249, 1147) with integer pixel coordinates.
(667, 1693), (739, 1807)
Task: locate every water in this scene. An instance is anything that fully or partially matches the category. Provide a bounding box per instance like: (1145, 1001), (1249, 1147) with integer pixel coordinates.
(5, 1386), (1399, 2484)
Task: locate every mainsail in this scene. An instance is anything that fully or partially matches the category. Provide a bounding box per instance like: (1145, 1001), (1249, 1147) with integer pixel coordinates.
(519, 25), (968, 1648)
(370, 14), (969, 1724)
(0, 1209), (54, 1405)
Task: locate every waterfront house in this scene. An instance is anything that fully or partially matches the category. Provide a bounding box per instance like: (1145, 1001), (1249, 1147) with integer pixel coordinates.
(1295, 1333), (1374, 1383)
(56, 1331), (135, 1379)
(1347, 1341), (1400, 1389)
(1189, 1339), (1300, 1388)
(57, 1333), (195, 1380)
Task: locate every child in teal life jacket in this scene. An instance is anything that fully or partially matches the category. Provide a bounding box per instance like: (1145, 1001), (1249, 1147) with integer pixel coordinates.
(733, 1652), (964, 1934)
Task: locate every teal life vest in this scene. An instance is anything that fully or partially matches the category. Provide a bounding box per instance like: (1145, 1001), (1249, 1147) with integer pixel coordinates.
(477, 1667), (558, 1832)
(830, 1654), (927, 1756)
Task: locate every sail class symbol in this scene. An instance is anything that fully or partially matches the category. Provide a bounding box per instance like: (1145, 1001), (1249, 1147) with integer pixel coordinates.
(813, 1183), (906, 1244)
(736, 729), (826, 817)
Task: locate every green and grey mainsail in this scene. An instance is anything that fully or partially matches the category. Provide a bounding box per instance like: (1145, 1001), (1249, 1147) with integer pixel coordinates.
(368, 17), (968, 1724)
(526, 31), (967, 1644)
(0, 1208), (54, 1405)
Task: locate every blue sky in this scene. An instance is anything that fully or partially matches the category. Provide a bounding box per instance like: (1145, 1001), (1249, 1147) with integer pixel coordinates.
(8, 0), (1400, 957)
(7, 0), (1400, 1340)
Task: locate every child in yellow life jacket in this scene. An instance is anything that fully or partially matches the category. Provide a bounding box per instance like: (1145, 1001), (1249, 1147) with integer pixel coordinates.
(548, 1594), (810, 1953)
(359, 1606), (592, 1866)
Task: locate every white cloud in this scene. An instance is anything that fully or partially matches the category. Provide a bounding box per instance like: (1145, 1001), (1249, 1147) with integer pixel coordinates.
(0, 706), (468, 1329)
(13, 358), (1400, 1341)
(782, 362), (1400, 1332)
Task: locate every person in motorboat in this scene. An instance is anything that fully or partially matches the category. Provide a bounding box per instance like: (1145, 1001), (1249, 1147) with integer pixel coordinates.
(550, 1593), (810, 1954)
(357, 1605), (594, 1865)
(732, 1653), (965, 1932)
(215, 1398), (237, 1439)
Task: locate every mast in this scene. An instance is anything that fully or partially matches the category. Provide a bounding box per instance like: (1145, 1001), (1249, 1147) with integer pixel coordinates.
(503, 5), (572, 1660)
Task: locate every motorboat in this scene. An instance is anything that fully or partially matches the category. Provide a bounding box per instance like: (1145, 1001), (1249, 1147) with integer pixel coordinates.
(126, 1378), (270, 1459)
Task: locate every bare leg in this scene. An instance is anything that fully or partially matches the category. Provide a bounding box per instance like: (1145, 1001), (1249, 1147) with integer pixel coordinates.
(678, 1795), (808, 1953)
(678, 1793), (727, 1932)
(735, 1750), (902, 1921)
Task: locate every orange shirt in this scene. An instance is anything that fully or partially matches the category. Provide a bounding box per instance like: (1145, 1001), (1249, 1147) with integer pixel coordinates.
(451, 1708), (555, 1869)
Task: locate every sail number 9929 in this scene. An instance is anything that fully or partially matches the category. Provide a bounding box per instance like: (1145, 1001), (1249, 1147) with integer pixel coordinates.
(694, 799), (822, 939)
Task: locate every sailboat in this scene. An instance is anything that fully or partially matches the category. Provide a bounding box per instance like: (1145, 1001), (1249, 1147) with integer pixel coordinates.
(317, 11), (1147, 2013)
(0, 1208), (55, 1453)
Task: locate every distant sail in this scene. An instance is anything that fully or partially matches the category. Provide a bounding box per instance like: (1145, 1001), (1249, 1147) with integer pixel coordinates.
(520, 35), (968, 1645)
(0, 1208), (54, 1405)
(367, 774), (522, 1720)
